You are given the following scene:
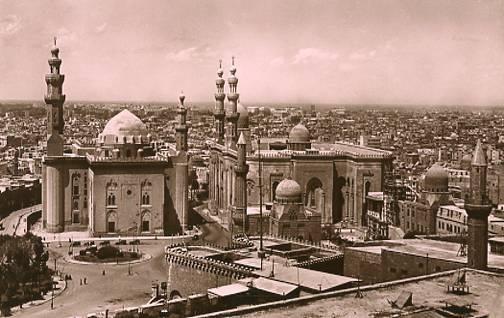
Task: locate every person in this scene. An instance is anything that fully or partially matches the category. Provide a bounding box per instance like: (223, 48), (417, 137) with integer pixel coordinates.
(102, 270), (106, 276)
(80, 278), (82, 285)
(84, 277), (87, 285)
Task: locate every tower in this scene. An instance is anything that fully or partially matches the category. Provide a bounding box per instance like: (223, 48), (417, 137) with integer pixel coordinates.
(175, 91), (188, 152)
(43, 38), (66, 233)
(45, 37), (65, 156)
(233, 132), (249, 232)
(464, 139), (492, 269)
(214, 60), (226, 144)
(226, 57), (240, 149)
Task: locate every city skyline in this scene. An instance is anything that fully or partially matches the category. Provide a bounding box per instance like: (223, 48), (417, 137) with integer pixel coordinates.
(1, 0), (504, 106)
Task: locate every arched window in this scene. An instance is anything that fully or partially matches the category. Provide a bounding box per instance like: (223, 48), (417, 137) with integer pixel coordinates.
(272, 181), (279, 201)
(142, 193), (150, 205)
(107, 193), (116, 206)
(306, 178), (323, 208)
(141, 211), (151, 232)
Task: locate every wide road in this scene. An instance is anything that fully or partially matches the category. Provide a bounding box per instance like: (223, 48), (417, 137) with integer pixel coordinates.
(14, 239), (178, 318)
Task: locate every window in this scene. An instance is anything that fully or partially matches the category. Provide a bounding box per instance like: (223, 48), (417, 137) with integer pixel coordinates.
(73, 212), (80, 224)
(142, 193), (150, 205)
(142, 220), (150, 232)
(73, 199), (79, 211)
(108, 222), (115, 233)
(83, 199), (87, 209)
(107, 193), (116, 206)
(73, 184), (79, 196)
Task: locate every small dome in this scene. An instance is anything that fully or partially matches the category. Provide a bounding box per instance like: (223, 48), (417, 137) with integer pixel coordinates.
(275, 178), (302, 202)
(462, 154), (472, 162)
(424, 163), (448, 192)
(237, 102), (249, 128)
(289, 123), (310, 143)
(101, 110), (148, 144)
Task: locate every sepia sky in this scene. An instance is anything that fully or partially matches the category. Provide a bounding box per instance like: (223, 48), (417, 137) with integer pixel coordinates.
(0, 0), (504, 105)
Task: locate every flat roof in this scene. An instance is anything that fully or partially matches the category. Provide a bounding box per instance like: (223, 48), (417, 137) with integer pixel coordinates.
(239, 277), (299, 296)
(236, 271), (500, 318)
(350, 238), (504, 270)
(207, 283), (249, 298)
(235, 257), (357, 292)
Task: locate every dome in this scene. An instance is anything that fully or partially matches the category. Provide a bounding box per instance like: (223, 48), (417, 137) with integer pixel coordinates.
(101, 110), (148, 144)
(461, 154), (472, 163)
(275, 178), (302, 202)
(289, 123), (310, 143)
(424, 163), (448, 192)
(237, 102), (249, 128)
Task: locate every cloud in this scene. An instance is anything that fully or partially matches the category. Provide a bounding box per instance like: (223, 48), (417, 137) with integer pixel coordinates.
(292, 48), (339, 64)
(270, 56), (285, 66)
(166, 46), (215, 62)
(349, 49), (376, 61)
(95, 23), (107, 34)
(0, 15), (21, 36)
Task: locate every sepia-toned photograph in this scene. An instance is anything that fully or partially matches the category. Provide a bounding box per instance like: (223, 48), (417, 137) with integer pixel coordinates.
(0, 0), (503, 317)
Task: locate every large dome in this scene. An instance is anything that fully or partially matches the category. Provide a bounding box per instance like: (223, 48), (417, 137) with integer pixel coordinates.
(289, 123), (310, 143)
(237, 102), (249, 128)
(275, 178), (302, 203)
(424, 163), (449, 192)
(99, 109), (149, 145)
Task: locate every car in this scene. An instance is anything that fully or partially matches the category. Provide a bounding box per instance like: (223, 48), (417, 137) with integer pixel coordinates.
(115, 239), (127, 245)
(129, 239), (141, 245)
(99, 241), (110, 246)
(83, 241), (95, 246)
(71, 241), (81, 247)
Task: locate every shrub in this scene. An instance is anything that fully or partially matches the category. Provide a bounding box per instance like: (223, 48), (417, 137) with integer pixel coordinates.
(97, 245), (120, 259)
(79, 250), (86, 256)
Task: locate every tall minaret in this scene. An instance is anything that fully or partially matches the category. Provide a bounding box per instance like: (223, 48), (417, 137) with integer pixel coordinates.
(214, 60), (226, 144)
(45, 37), (65, 156)
(175, 91), (188, 152)
(226, 57), (240, 149)
(233, 132), (249, 232)
(465, 139), (492, 269)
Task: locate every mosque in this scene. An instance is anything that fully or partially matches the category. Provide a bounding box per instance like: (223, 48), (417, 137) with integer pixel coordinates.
(42, 41), (189, 235)
(208, 60), (394, 235)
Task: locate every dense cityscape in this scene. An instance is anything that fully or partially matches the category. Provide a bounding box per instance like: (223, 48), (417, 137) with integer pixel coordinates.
(2, 0), (504, 317)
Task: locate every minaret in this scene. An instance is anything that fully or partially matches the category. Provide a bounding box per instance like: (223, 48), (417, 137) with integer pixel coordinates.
(214, 60), (226, 144)
(233, 132), (249, 232)
(174, 92), (189, 232)
(43, 38), (65, 233)
(465, 139), (492, 269)
(45, 37), (65, 156)
(226, 57), (240, 149)
(175, 91), (188, 152)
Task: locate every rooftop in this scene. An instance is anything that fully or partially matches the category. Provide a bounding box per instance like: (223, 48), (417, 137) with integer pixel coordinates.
(234, 256), (357, 292)
(234, 270), (502, 318)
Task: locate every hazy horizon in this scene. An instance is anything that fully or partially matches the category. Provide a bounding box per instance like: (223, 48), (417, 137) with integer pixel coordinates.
(1, 0), (504, 106)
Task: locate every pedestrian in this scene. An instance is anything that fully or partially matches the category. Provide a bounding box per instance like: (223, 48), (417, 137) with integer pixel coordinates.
(80, 278), (82, 285)
(102, 269), (106, 276)
(84, 277), (87, 285)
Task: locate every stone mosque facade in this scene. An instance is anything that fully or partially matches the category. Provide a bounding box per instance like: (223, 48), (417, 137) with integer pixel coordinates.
(42, 42), (189, 236)
(208, 60), (394, 234)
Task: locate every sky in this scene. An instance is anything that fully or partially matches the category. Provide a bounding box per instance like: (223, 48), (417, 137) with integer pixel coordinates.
(0, 0), (504, 105)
